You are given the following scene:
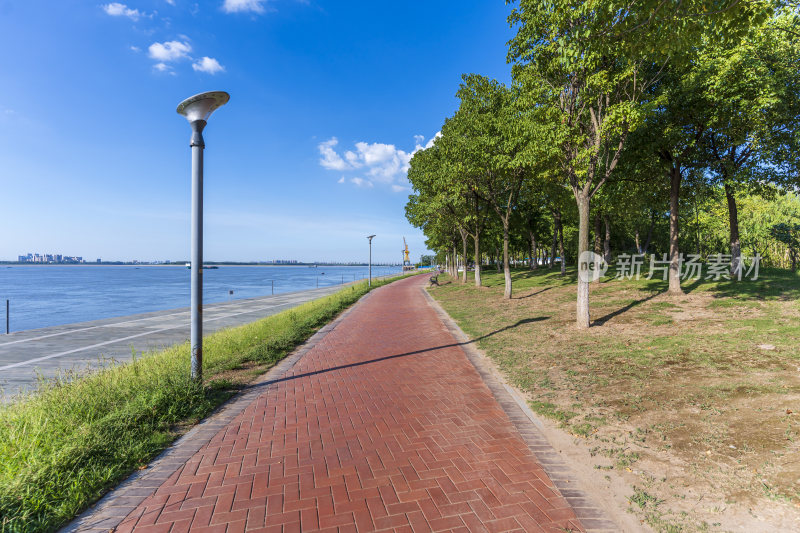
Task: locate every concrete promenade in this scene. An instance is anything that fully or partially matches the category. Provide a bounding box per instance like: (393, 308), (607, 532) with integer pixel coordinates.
(68, 274), (616, 532)
(0, 284), (353, 398)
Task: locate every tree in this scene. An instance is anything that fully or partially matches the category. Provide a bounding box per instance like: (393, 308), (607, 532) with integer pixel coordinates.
(695, 11), (800, 276)
(508, 0), (771, 326)
(771, 223), (800, 271)
(446, 75), (536, 298)
(419, 254), (435, 267)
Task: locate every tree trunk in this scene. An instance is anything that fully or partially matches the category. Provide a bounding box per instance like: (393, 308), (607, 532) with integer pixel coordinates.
(643, 212), (655, 255)
(550, 217), (558, 269)
(603, 215), (612, 263)
(694, 195), (702, 256)
(635, 229), (641, 254)
(460, 229), (468, 284)
(724, 182), (741, 279)
(558, 210), (566, 276)
(502, 221), (512, 299)
(668, 166), (684, 294)
(594, 212), (603, 256)
(576, 191), (591, 328)
(474, 233), (482, 287)
(529, 230), (538, 270)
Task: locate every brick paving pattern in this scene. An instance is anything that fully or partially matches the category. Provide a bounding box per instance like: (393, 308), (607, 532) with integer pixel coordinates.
(115, 275), (584, 532)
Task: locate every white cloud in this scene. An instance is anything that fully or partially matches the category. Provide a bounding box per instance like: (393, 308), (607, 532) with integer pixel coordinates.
(130, 45), (141, 52)
(165, 0), (175, 4)
(192, 56), (225, 74)
(317, 134), (438, 191)
(344, 150), (362, 168)
(148, 40), (191, 62)
(350, 177), (373, 188)
(354, 142), (398, 167)
(419, 131), (441, 150)
(318, 138), (349, 171)
(102, 2), (142, 20)
(145, 39), (223, 76)
(222, 0), (266, 13)
(337, 177), (345, 184)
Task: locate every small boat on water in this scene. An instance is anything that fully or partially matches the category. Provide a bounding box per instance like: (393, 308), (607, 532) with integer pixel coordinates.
(185, 263), (219, 269)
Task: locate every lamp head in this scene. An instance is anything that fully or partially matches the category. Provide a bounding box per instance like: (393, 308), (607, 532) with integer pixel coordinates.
(367, 235), (376, 241)
(176, 91), (230, 123)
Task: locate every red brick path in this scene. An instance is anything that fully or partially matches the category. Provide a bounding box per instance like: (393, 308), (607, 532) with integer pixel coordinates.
(116, 275), (584, 532)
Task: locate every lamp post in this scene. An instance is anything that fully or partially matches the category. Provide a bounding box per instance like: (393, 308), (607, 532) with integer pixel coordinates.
(176, 91), (229, 381)
(367, 235), (376, 287)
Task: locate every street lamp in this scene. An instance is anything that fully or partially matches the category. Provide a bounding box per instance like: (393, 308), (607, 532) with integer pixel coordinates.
(367, 235), (376, 287)
(177, 91), (230, 381)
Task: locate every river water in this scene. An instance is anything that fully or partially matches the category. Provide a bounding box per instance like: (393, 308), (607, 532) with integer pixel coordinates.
(0, 265), (402, 332)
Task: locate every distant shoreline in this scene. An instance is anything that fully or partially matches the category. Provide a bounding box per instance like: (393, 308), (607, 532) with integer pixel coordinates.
(0, 262), (402, 268)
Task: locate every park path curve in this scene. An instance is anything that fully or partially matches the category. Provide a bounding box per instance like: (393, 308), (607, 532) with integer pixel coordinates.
(111, 275), (590, 532)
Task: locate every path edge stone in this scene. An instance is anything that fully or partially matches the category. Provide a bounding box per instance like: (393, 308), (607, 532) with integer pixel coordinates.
(421, 286), (619, 533)
(60, 286), (383, 533)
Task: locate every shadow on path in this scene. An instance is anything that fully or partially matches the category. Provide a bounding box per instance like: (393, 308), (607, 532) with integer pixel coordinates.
(245, 316), (549, 391)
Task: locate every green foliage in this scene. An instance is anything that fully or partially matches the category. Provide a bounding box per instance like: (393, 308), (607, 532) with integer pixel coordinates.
(418, 254), (435, 266)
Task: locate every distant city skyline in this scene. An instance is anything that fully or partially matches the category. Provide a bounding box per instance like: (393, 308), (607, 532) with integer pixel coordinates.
(0, 1), (513, 264)
(10, 253), (410, 266)
(16, 253), (88, 264)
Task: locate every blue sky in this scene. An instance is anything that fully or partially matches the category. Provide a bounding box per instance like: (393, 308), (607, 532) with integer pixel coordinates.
(0, 0), (513, 263)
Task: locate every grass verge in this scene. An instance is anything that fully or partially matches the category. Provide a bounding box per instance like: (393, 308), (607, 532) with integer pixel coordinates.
(430, 267), (800, 532)
(0, 273), (416, 533)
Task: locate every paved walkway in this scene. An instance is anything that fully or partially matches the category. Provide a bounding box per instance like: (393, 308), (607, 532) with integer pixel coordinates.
(0, 284), (353, 399)
(72, 275), (606, 532)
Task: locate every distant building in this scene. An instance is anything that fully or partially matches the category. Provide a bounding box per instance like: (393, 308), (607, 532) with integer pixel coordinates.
(17, 253), (85, 264)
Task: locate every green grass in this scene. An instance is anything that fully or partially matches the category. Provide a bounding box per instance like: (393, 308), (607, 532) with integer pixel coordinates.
(0, 274), (417, 533)
(528, 400), (576, 425)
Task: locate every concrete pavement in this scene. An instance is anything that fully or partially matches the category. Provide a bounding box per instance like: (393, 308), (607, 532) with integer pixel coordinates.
(0, 284), (354, 399)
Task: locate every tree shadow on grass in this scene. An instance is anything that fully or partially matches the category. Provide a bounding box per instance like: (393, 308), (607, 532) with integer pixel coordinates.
(245, 316), (550, 389)
(681, 278), (706, 294)
(591, 290), (663, 326)
(649, 268), (800, 300)
(514, 287), (554, 300)
(707, 269), (800, 301)
(511, 268), (577, 285)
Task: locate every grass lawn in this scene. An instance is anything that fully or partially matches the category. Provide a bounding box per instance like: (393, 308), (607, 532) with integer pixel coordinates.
(0, 274), (416, 533)
(430, 266), (800, 532)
